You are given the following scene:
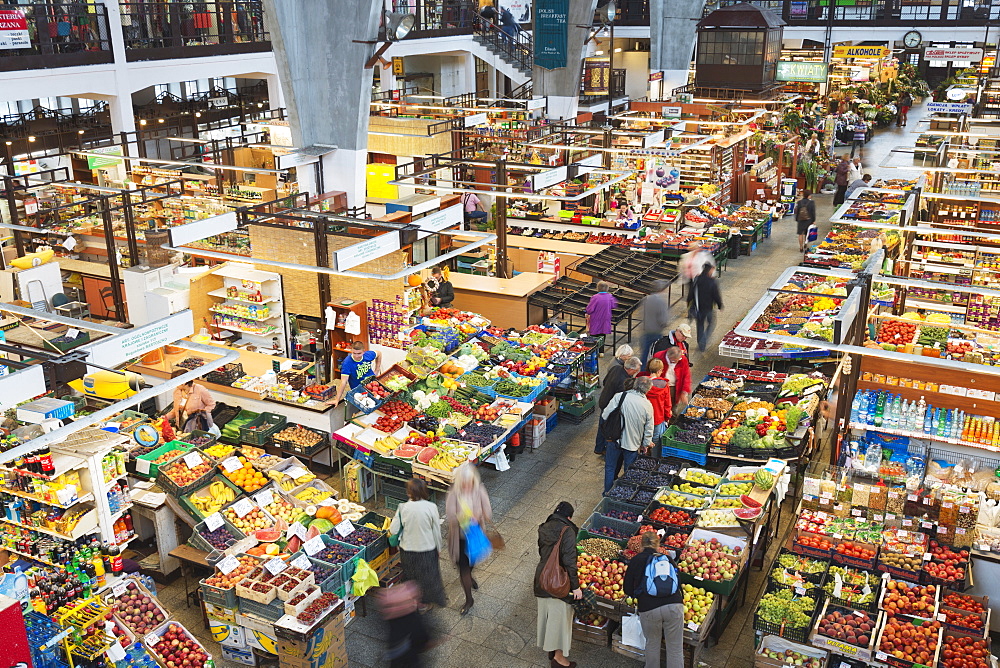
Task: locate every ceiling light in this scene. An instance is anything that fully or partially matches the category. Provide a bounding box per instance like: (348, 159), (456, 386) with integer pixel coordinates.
(195, 112), (201, 118)
(27, 136), (35, 142)
(140, 120), (147, 125)
(595, 50), (604, 56)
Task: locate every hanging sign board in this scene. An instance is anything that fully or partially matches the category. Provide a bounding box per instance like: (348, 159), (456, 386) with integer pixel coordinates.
(334, 231), (401, 271)
(526, 97), (546, 111)
(775, 61), (829, 82)
(84, 311), (194, 368)
(531, 166), (567, 192)
(833, 46), (890, 59)
(533, 0), (568, 70)
(463, 112), (489, 128)
(415, 203), (463, 239)
(0, 366), (46, 412)
(660, 106), (682, 120)
(572, 153), (603, 178)
(0, 9), (29, 49)
(168, 211), (238, 247)
(643, 129), (666, 148)
(208, 97), (229, 108)
(276, 152), (319, 170)
(924, 47), (983, 62)
(86, 146), (124, 170)
(927, 102), (973, 115)
(392, 57), (405, 76)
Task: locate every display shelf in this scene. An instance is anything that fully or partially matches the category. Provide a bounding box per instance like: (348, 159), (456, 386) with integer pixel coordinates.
(214, 322), (281, 336)
(1, 488), (93, 509)
(5, 546), (63, 568)
(0, 512), (96, 541)
(2, 454), (86, 481)
(848, 422), (1000, 453)
(207, 288), (279, 304)
(209, 307), (279, 322)
(902, 297), (966, 314)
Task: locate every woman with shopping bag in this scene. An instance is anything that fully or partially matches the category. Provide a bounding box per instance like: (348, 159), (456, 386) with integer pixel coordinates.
(445, 463), (494, 616)
(534, 502), (582, 668)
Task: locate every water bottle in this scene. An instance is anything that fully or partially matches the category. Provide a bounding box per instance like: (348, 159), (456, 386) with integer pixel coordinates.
(865, 440), (883, 474)
(874, 391), (886, 427)
(851, 393), (861, 424)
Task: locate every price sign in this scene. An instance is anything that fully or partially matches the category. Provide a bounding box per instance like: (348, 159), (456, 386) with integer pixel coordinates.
(217, 555), (240, 575)
(957, 528), (966, 535)
(686, 622), (699, 631)
(922, 521), (932, 530)
(902, 519), (912, 527)
(288, 522), (307, 540)
(960, 506), (971, 513)
(874, 514), (884, 522)
(886, 513), (896, 521)
(852, 509), (862, 517)
(334, 520), (355, 538)
(304, 535), (324, 556)
(284, 466), (308, 480)
(937, 526), (947, 534)
(112, 582), (129, 598)
(795, 586), (806, 595)
(938, 613), (947, 621)
(107, 641), (126, 662)
(908, 494), (918, 502)
(253, 489), (274, 508)
(145, 632), (160, 647)
(222, 457), (243, 473)
(319, 498), (337, 507)
(265, 557), (288, 575)
(205, 513), (224, 532)
(232, 498), (255, 518)
(923, 553), (932, 561)
(183, 451), (204, 469)
(833, 572), (844, 598)
(876, 652), (888, 661)
(136, 458), (151, 475)
(291, 554), (311, 570)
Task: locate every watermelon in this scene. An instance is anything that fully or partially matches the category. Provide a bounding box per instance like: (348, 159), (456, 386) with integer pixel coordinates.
(305, 525), (320, 540)
(287, 535), (302, 553)
(734, 507), (762, 520)
(416, 447), (439, 465)
(309, 518), (335, 534)
(740, 494), (762, 508)
(254, 527), (281, 542)
(753, 469), (774, 491)
(393, 445), (421, 460)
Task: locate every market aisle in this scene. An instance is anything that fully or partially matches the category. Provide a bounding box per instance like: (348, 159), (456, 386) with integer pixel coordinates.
(172, 105), (929, 668)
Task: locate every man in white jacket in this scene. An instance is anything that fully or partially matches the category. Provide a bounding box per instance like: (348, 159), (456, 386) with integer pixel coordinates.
(601, 376), (655, 494)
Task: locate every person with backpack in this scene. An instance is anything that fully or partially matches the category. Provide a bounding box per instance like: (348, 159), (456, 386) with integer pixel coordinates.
(595, 355), (641, 455)
(795, 189), (817, 253)
(686, 263), (723, 353)
(624, 532), (684, 668)
(601, 376), (655, 494)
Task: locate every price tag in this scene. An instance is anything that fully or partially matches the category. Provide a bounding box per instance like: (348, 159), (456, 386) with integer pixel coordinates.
(686, 622), (699, 631)
(902, 519), (912, 527)
(288, 522), (307, 540)
(937, 526), (947, 534)
(106, 641), (126, 662)
(144, 632), (160, 647)
(833, 572), (843, 598)
(334, 520), (355, 538)
(285, 466), (308, 480)
(205, 513), (224, 532)
(304, 535), (325, 556)
(874, 514), (884, 522)
(832, 534), (843, 540)
(876, 652), (888, 661)
(922, 521), (932, 530)
(253, 489), (274, 508)
(265, 557), (288, 576)
(938, 613), (948, 621)
(222, 457), (243, 473)
(694, 576), (704, 581)
(232, 498), (255, 518)
(923, 553), (932, 561)
(112, 581), (128, 598)
(841, 663), (853, 668)
(957, 528), (966, 535)
(960, 506), (971, 513)
(183, 451), (204, 469)
(821, 492), (834, 499)
(795, 586), (806, 595)
(886, 514), (896, 521)
(852, 509), (862, 517)
(291, 554), (311, 570)
(136, 458), (151, 475)
(637, 515), (643, 523)
(217, 554), (240, 575)
(862, 583), (872, 597)
(908, 494), (918, 502)
(943, 502), (954, 509)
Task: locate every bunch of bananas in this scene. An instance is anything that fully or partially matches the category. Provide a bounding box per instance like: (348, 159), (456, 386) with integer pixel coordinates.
(267, 467), (315, 492)
(189, 480), (236, 515)
(294, 484), (333, 504)
(372, 435), (403, 454)
(427, 452), (463, 471)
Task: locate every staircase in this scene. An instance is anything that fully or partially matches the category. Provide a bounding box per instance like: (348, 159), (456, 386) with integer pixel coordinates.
(472, 15), (533, 78)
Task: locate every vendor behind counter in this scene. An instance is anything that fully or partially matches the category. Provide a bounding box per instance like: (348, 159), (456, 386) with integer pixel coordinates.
(166, 379), (217, 433)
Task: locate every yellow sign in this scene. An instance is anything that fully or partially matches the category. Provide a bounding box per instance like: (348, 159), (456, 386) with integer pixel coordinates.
(833, 45), (891, 59)
(392, 57), (404, 76)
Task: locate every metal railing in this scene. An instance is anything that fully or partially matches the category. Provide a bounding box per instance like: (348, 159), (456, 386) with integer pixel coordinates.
(472, 14), (532, 72)
(403, 0), (480, 37)
(0, 3), (113, 72)
(121, 0), (270, 61)
(618, 0), (998, 24)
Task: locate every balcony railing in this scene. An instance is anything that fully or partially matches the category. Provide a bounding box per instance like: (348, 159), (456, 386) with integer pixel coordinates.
(0, 3), (113, 72)
(399, 0), (479, 38)
(121, 0), (270, 61)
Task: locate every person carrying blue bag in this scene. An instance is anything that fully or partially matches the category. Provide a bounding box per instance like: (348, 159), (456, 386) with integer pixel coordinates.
(446, 463), (494, 616)
(623, 532), (684, 668)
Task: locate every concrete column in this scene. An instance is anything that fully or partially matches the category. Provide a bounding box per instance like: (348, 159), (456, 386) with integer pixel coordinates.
(649, 0), (704, 73)
(264, 73), (285, 111)
(263, 0), (382, 207)
(532, 0), (598, 120)
(459, 52), (476, 96)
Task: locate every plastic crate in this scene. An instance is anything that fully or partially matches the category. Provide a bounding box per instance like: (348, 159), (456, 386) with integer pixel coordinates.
(180, 475), (242, 521)
(546, 413), (559, 433)
(495, 381), (548, 403)
(271, 423), (330, 456)
(134, 441), (193, 479)
(560, 396), (597, 417)
(200, 578), (237, 608)
(661, 445), (708, 466)
(156, 450), (217, 496)
(752, 612), (813, 644)
(578, 512), (640, 546)
(372, 455), (412, 479)
(180, 430), (218, 449)
(641, 501), (697, 530)
(240, 412), (287, 446)
(303, 384), (336, 401)
(204, 362), (244, 386)
(661, 426), (710, 454)
(218, 408), (260, 444)
(308, 535), (363, 589)
(238, 596), (285, 622)
(457, 372), (497, 396)
(346, 383), (388, 414)
(189, 518), (243, 553)
(593, 498), (644, 523)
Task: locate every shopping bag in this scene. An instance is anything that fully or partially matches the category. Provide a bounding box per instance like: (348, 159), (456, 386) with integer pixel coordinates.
(807, 224), (818, 242)
(351, 558), (381, 597)
(463, 520), (493, 566)
(621, 613), (646, 649)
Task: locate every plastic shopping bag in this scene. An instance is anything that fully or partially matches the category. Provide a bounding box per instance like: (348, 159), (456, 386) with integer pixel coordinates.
(621, 613), (646, 649)
(807, 224), (818, 242)
(351, 558), (381, 597)
(463, 520), (493, 566)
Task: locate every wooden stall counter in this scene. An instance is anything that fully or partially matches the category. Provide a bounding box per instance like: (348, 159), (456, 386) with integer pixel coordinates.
(450, 271), (552, 329)
(453, 234), (606, 281)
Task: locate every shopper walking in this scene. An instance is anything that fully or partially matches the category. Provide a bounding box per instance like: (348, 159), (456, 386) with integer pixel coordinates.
(389, 478), (447, 609)
(377, 581), (432, 668)
(596, 356), (642, 455)
(897, 92), (913, 127)
(652, 347), (691, 417)
(585, 282), (617, 355)
(624, 532), (684, 668)
(640, 359), (673, 444)
(687, 263), (723, 353)
(833, 155), (851, 206)
(851, 120), (867, 159)
(445, 463), (493, 616)
(794, 189), (817, 253)
(601, 376), (655, 494)
(848, 156), (863, 184)
(534, 501), (582, 668)
(638, 279), (672, 363)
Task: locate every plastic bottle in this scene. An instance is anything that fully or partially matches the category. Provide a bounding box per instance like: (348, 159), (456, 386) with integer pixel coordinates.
(851, 393), (861, 424)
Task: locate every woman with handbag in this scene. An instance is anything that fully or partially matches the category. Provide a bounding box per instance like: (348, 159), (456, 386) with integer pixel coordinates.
(445, 463), (493, 615)
(534, 502), (583, 668)
(389, 478), (447, 609)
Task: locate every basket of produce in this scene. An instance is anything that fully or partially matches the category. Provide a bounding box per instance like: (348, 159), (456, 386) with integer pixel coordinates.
(579, 513), (641, 546)
(822, 565), (881, 612)
(643, 502), (697, 529)
(346, 380), (392, 414)
(219, 454), (271, 493)
(333, 522), (388, 562)
(219, 409), (260, 444)
(303, 384), (335, 401)
(832, 539), (879, 570)
(272, 424), (330, 456)
(457, 371), (497, 396)
(939, 591), (989, 636)
(652, 488), (710, 511)
(180, 430), (217, 449)
(592, 498), (643, 523)
(180, 475), (240, 520)
(190, 517), (244, 552)
(104, 577), (170, 636)
(134, 441), (193, 479)
(157, 449), (217, 496)
(675, 530), (746, 596)
(239, 412), (287, 446)
(753, 587), (819, 644)
(306, 535), (364, 589)
(770, 549), (829, 589)
(878, 579), (939, 619)
(810, 599), (881, 660)
(283, 585), (322, 616)
(494, 377), (548, 403)
(872, 612), (942, 668)
(200, 441), (236, 462)
(662, 424), (711, 454)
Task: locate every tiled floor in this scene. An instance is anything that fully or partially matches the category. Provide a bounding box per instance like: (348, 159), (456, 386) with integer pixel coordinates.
(160, 105), (928, 667)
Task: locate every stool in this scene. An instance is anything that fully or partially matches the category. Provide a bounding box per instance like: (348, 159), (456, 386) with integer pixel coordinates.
(55, 301), (90, 320)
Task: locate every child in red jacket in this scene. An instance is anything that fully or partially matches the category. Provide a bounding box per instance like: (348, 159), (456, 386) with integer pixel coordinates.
(643, 359), (674, 444)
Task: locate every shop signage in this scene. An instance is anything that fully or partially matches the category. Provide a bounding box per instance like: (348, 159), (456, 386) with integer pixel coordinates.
(0, 9), (29, 50)
(775, 60), (829, 82)
(649, 71), (663, 82)
(334, 231), (401, 271)
(927, 102), (973, 114)
(643, 128), (666, 148)
(676, 93), (694, 104)
(0, 366), (46, 412)
(392, 57), (404, 76)
(924, 47), (983, 62)
(168, 211), (238, 247)
(661, 106), (682, 120)
(84, 311), (195, 368)
(208, 97), (229, 108)
(526, 97), (546, 110)
(533, 0), (568, 70)
(572, 153), (603, 177)
(498, 0), (531, 22)
(582, 58), (610, 95)
(275, 151), (319, 170)
(415, 203), (463, 239)
(531, 165), (567, 191)
(463, 112), (488, 127)
(86, 146), (124, 170)
(833, 45), (890, 59)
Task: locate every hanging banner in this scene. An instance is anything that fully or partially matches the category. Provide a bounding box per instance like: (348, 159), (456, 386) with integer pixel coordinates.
(334, 231), (401, 271)
(833, 45), (890, 59)
(498, 0), (531, 22)
(534, 0), (568, 70)
(0, 9), (29, 50)
(582, 58), (610, 95)
(775, 61), (828, 82)
(86, 146), (124, 170)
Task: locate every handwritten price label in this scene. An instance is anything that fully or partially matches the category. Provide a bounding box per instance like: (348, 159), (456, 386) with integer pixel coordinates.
(217, 555), (240, 575)
(112, 582), (129, 598)
(253, 489), (274, 508)
(136, 458), (151, 475)
(232, 498), (255, 518)
(145, 632), (160, 647)
(265, 557), (288, 576)
(334, 520), (355, 538)
(291, 554), (311, 570)
(204, 513), (224, 532)
(304, 536), (325, 556)
(222, 457), (243, 473)
(288, 522), (307, 540)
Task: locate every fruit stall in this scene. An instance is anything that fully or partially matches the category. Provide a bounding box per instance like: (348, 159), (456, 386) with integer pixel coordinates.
(579, 453), (786, 661)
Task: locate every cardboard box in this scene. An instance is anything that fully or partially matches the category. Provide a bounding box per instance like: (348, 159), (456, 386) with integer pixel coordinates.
(223, 646), (257, 666)
(533, 397), (559, 417)
(204, 601), (238, 624)
(209, 619), (246, 648)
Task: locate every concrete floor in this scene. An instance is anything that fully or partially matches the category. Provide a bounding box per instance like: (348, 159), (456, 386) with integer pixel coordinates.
(160, 105), (928, 668)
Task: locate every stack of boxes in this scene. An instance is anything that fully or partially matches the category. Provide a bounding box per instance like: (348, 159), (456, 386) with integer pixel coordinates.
(276, 600), (348, 668)
(525, 398), (559, 448)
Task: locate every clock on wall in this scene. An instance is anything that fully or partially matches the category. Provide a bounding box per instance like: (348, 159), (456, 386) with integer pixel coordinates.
(902, 30), (922, 49)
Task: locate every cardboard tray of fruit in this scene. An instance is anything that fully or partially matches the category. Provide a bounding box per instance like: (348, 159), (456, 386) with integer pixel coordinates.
(157, 448), (218, 496)
(937, 589), (990, 636)
(871, 612), (942, 668)
(283, 584), (322, 616)
(237, 577), (277, 604)
(809, 599), (882, 661)
(104, 576), (172, 637)
(572, 613), (610, 645)
(936, 626), (992, 668)
(681, 585), (718, 644)
(755, 634), (829, 668)
(877, 579), (939, 620)
(143, 621), (213, 668)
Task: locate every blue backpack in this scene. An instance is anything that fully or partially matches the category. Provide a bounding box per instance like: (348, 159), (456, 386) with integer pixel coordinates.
(637, 554), (679, 598)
